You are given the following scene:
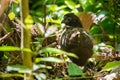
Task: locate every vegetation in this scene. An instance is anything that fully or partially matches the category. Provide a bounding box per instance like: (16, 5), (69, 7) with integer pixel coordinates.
(0, 0), (120, 80)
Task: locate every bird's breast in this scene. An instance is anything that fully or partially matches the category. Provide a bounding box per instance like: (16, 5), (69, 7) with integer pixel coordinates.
(60, 27), (93, 51)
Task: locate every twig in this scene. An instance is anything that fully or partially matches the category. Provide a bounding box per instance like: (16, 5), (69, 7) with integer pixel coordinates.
(0, 32), (13, 44)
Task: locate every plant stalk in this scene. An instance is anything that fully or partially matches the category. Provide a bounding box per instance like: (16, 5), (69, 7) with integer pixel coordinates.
(20, 0), (33, 80)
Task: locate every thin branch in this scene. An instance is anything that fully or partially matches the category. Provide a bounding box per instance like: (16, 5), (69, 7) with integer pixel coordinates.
(0, 32), (13, 44)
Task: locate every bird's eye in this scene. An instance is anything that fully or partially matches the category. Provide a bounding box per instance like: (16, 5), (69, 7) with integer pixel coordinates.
(67, 17), (72, 21)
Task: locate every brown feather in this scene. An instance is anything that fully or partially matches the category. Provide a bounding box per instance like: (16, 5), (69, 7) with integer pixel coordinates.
(61, 13), (93, 66)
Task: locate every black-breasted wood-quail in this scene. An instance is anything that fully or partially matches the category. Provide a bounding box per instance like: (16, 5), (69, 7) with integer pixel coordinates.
(60, 13), (93, 66)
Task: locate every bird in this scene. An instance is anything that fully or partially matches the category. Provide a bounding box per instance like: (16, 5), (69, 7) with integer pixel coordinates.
(60, 13), (93, 66)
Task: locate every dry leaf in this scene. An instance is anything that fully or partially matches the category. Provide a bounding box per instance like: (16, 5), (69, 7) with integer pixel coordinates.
(79, 12), (96, 32)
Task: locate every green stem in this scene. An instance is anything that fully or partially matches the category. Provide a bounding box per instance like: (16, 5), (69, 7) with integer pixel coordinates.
(20, 0), (33, 80)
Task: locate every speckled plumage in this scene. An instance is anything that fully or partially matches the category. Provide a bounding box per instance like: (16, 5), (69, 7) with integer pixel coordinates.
(60, 13), (93, 66)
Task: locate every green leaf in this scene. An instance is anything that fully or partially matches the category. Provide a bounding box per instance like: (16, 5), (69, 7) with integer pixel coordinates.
(65, 0), (76, 9)
(2, 54), (8, 59)
(21, 48), (33, 53)
(56, 5), (67, 10)
(68, 62), (83, 76)
(0, 46), (33, 53)
(46, 18), (61, 24)
(0, 73), (23, 78)
(0, 46), (20, 51)
(102, 61), (120, 71)
(39, 47), (78, 58)
(47, 4), (58, 12)
(7, 64), (32, 73)
(35, 57), (64, 63)
(33, 64), (52, 70)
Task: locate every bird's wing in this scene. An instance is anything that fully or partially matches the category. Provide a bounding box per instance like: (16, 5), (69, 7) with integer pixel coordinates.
(60, 28), (93, 51)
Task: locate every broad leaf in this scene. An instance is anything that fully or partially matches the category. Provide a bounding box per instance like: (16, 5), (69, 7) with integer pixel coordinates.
(7, 64), (31, 73)
(0, 73), (23, 78)
(0, 46), (20, 51)
(0, 46), (33, 53)
(102, 61), (120, 71)
(68, 62), (83, 76)
(33, 64), (52, 70)
(35, 57), (64, 63)
(65, 0), (76, 9)
(39, 47), (78, 58)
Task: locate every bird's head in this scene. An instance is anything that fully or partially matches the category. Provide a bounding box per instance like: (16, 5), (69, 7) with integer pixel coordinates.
(61, 13), (83, 28)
